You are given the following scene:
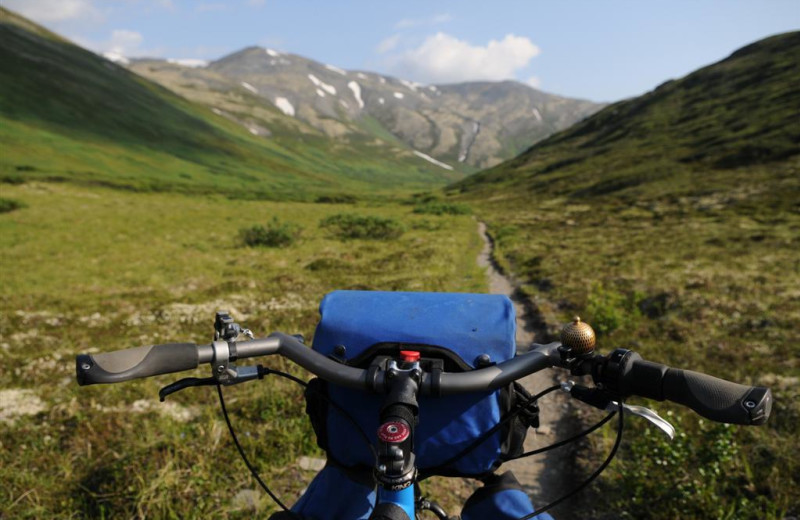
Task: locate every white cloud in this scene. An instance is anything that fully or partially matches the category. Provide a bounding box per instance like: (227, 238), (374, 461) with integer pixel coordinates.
(395, 13), (452, 30)
(3, 0), (101, 23)
(107, 29), (144, 54)
(377, 34), (402, 54)
(384, 32), (541, 85)
(527, 76), (542, 89)
(97, 29), (145, 63)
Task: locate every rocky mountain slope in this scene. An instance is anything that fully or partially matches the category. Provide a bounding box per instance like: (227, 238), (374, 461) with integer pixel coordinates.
(129, 46), (601, 172)
(0, 7), (465, 197)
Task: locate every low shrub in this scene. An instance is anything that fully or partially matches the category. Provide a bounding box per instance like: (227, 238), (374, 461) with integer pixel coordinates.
(315, 194), (358, 204)
(586, 282), (640, 335)
(413, 202), (472, 215)
(2, 174), (26, 184)
(0, 197), (26, 214)
(319, 213), (404, 240)
(239, 217), (302, 248)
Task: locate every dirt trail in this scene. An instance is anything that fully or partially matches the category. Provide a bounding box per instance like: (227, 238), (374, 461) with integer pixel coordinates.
(476, 221), (577, 513)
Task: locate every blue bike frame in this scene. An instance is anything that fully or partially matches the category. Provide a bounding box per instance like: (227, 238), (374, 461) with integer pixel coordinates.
(377, 487), (415, 519)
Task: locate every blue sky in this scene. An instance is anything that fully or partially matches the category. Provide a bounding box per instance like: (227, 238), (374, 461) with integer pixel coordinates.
(5, 0), (799, 102)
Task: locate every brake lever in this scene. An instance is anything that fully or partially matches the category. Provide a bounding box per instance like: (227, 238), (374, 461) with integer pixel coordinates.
(563, 381), (675, 440)
(159, 377), (216, 401)
(608, 401), (675, 440)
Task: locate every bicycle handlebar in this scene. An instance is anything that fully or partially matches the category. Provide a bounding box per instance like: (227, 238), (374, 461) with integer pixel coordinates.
(606, 351), (772, 425)
(76, 333), (561, 394)
(75, 335), (771, 425)
(76, 343), (201, 386)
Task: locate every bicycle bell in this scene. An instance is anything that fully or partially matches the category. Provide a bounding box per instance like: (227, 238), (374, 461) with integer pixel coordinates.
(561, 316), (596, 355)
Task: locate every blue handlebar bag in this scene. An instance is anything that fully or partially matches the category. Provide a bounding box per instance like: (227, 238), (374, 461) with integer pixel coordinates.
(308, 290), (520, 476)
(276, 291), (546, 519)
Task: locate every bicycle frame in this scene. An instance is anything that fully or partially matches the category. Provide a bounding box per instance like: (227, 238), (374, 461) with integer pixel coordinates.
(371, 358), (422, 520)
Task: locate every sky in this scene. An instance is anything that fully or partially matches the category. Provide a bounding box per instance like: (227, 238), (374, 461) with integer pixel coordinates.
(4, 0), (799, 102)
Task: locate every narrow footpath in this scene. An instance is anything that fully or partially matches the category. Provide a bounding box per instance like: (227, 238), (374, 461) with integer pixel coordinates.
(476, 222), (577, 514)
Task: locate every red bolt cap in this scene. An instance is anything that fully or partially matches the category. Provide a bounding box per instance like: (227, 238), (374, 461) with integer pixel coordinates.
(400, 350), (420, 362)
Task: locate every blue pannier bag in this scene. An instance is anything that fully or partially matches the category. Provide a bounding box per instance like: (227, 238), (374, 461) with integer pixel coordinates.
(305, 290), (537, 476)
(277, 291), (547, 518)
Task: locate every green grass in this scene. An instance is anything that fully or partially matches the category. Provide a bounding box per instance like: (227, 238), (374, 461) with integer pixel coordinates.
(447, 31), (800, 519)
(458, 160), (799, 518)
(0, 182), (485, 518)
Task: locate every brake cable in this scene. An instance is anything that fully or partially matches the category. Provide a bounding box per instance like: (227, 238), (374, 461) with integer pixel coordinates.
(216, 364), (380, 517)
(517, 403), (625, 520)
(428, 384), (562, 474)
(217, 383), (296, 515)
(219, 363), (625, 519)
(508, 410), (616, 460)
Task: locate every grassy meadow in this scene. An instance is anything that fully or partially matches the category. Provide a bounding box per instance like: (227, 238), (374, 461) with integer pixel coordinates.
(449, 32), (800, 519)
(455, 158), (800, 519)
(0, 181), (485, 518)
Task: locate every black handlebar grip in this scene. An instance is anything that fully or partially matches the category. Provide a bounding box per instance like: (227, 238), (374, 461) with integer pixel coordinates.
(661, 368), (772, 425)
(76, 343), (199, 386)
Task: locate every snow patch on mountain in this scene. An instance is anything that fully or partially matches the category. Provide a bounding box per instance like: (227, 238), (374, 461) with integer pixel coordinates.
(308, 74), (336, 95)
(325, 64), (347, 76)
(241, 82), (258, 94)
(265, 48), (280, 57)
(167, 58), (208, 68)
(531, 107), (543, 122)
(274, 97), (295, 117)
(378, 97), (385, 105)
(357, 72), (368, 80)
(393, 92), (404, 99)
(104, 51), (129, 65)
(400, 79), (424, 92)
(413, 151), (453, 170)
(347, 81), (364, 109)
(316, 88), (326, 98)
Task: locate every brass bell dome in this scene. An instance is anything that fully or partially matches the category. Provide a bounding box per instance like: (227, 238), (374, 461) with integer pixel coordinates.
(561, 316), (596, 355)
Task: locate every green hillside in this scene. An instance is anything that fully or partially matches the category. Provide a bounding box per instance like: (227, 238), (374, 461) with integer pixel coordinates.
(0, 8), (460, 198)
(456, 31), (799, 202)
(451, 32), (799, 518)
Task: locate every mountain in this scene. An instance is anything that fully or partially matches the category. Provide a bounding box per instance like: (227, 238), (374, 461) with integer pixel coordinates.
(128, 47), (601, 172)
(0, 7), (466, 198)
(454, 31), (800, 201)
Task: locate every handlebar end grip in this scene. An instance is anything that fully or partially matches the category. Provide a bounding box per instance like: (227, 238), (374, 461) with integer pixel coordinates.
(662, 368), (772, 425)
(76, 343), (199, 386)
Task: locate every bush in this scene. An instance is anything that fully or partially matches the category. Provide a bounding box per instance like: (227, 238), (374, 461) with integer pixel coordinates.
(1, 174), (26, 184)
(239, 217), (302, 248)
(0, 197), (26, 214)
(413, 202), (472, 215)
(319, 214), (404, 240)
(315, 194), (358, 204)
(586, 282), (640, 335)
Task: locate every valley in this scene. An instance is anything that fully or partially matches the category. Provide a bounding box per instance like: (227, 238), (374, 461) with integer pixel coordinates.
(1, 4), (798, 518)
